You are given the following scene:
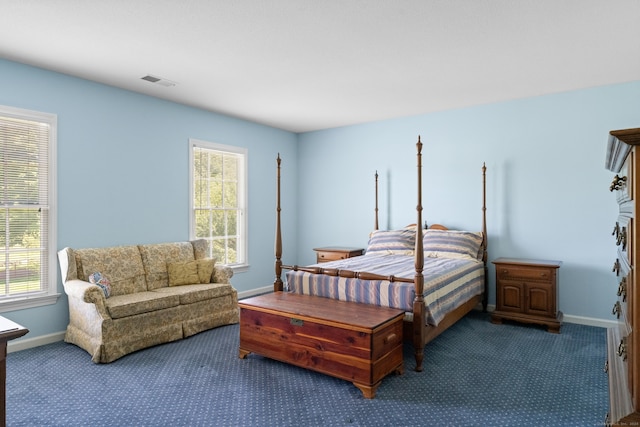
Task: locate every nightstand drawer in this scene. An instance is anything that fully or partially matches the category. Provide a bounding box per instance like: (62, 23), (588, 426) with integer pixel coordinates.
(316, 251), (350, 262)
(496, 265), (555, 283)
(314, 247), (364, 263)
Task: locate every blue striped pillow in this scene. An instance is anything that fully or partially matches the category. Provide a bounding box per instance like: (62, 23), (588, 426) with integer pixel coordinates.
(423, 230), (483, 260)
(366, 228), (416, 255)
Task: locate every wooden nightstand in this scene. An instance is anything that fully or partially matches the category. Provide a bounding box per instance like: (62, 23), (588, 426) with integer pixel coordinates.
(313, 247), (365, 263)
(491, 257), (563, 333)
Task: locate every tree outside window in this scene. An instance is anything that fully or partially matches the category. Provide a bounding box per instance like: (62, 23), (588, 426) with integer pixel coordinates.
(190, 140), (247, 268)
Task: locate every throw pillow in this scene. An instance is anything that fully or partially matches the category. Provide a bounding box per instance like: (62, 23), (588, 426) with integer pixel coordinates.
(365, 228), (416, 256)
(167, 260), (200, 286)
(196, 258), (216, 283)
(88, 272), (111, 298)
(423, 229), (483, 260)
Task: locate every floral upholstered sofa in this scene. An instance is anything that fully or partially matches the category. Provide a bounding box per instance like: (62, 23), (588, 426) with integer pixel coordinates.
(58, 239), (239, 363)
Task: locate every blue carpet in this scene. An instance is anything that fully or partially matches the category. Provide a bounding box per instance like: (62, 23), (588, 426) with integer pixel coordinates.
(6, 311), (607, 426)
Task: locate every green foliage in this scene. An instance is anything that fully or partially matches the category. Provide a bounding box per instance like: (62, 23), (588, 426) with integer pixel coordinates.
(193, 146), (242, 264)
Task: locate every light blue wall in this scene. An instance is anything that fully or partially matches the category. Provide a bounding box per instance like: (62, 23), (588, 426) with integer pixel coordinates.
(0, 59), (298, 340)
(297, 81), (640, 322)
(1, 55), (638, 344)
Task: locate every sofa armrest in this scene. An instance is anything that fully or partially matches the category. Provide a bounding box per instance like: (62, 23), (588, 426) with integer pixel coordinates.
(212, 265), (234, 284)
(63, 279), (111, 319)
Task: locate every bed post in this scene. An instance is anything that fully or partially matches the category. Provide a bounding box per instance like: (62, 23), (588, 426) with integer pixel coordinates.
(374, 170), (379, 231)
(413, 136), (425, 372)
(481, 162), (488, 311)
(274, 154), (283, 292)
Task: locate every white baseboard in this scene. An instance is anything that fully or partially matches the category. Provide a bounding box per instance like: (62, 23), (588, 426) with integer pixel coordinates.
(562, 314), (616, 328)
(8, 331), (66, 353)
(237, 285), (273, 299)
(484, 304), (614, 329)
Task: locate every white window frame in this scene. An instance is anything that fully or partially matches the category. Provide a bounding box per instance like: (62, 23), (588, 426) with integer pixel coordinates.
(0, 104), (59, 312)
(189, 139), (248, 272)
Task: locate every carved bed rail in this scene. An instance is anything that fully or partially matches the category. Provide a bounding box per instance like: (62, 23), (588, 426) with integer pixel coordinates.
(281, 264), (415, 283)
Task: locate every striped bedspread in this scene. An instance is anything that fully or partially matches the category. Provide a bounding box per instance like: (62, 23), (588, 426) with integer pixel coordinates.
(285, 253), (484, 326)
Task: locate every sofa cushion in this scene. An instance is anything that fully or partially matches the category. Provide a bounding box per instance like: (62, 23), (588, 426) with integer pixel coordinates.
(196, 258), (216, 283)
(152, 283), (235, 305)
(74, 246), (147, 296)
(167, 260), (200, 286)
(139, 242), (196, 290)
(191, 239), (210, 260)
(105, 291), (180, 319)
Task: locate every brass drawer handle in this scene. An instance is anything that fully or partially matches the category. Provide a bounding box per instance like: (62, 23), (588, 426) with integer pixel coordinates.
(612, 259), (620, 276)
(610, 174), (627, 191)
(612, 301), (622, 319)
(617, 338), (627, 360)
(618, 277), (627, 301)
(617, 226), (627, 251)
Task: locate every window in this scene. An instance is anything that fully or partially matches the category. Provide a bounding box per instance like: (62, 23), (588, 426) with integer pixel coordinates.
(189, 139), (248, 270)
(0, 105), (59, 311)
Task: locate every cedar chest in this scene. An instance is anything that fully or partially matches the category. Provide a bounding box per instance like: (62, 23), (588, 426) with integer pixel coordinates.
(238, 292), (404, 398)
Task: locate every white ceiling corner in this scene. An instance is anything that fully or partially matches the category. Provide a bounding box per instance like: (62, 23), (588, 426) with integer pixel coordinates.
(0, 0), (638, 133)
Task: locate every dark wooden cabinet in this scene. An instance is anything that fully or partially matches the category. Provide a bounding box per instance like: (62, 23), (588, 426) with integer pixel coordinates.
(491, 257), (562, 333)
(0, 317), (28, 427)
(605, 127), (640, 426)
(313, 246), (364, 263)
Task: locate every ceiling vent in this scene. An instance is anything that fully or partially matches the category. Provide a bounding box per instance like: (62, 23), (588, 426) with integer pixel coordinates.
(141, 75), (177, 87)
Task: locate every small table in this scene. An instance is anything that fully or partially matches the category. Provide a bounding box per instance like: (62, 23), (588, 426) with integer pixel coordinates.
(0, 316), (28, 427)
(239, 292), (404, 398)
(491, 258), (562, 333)
(313, 246), (364, 263)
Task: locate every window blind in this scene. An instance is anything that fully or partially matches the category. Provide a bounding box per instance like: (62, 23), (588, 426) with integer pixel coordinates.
(0, 114), (51, 297)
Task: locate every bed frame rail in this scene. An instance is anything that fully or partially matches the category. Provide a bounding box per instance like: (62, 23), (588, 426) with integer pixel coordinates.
(281, 264), (415, 283)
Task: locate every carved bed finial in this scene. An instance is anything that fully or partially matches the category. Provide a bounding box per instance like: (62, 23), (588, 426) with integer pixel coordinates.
(374, 170), (379, 231)
(274, 154), (283, 291)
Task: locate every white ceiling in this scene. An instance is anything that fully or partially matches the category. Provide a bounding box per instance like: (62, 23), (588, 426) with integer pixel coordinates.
(1, 0), (639, 133)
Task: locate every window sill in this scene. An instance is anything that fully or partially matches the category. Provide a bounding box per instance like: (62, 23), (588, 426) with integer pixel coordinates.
(229, 263), (250, 274)
(0, 293), (62, 313)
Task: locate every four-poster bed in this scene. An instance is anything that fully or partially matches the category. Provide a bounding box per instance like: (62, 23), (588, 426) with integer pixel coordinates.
(273, 136), (488, 372)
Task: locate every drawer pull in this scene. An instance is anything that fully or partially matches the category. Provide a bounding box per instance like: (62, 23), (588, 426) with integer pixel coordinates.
(612, 301), (621, 318)
(618, 277), (627, 301)
(384, 333), (397, 345)
(612, 259), (620, 276)
(610, 174), (627, 191)
(617, 226), (627, 251)
(617, 338), (627, 360)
